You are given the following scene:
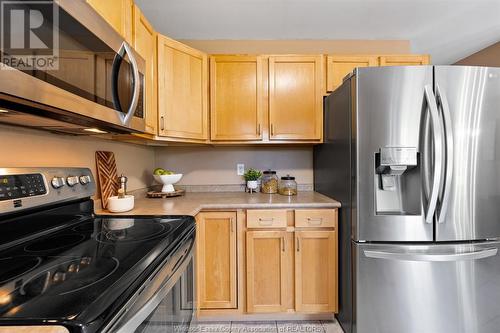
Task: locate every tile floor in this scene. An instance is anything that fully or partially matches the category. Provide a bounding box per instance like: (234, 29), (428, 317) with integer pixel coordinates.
(190, 320), (344, 333)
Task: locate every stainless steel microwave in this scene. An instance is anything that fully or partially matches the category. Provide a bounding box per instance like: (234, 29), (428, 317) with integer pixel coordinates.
(0, 0), (146, 134)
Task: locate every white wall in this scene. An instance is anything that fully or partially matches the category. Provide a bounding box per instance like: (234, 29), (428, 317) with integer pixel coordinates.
(154, 146), (313, 186)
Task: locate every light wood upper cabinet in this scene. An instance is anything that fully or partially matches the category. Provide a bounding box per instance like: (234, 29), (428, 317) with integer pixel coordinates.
(132, 5), (157, 135)
(246, 230), (289, 313)
(210, 56), (264, 141)
(378, 54), (430, 66)
(269, 55), (324, 141)
(196, 212), (237, 309)
(295, 230), (338, 313)
(87, 0), (133, 43)
(157, 35), (208, 141)
(326, 55), (378, 92)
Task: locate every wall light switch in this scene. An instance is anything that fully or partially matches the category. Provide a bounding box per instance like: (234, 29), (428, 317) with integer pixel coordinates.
(237, 164), (245, 176)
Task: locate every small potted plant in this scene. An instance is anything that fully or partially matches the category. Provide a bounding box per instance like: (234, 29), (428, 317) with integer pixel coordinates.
(243, 168), (262, 192)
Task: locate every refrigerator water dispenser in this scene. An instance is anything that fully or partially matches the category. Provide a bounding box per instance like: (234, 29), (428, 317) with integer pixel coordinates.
(374, 147), (420, 215)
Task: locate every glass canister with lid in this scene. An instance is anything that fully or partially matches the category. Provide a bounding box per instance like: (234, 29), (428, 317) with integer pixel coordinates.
(261, 170), (279, 194)
(279, 174), (297, 196)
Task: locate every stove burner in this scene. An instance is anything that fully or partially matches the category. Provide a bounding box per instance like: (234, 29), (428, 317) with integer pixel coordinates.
(0, 256), (42, 284)
(24, 234), (86, 252)
(58, 257), (119, 295)
(20, 257), (119, 297)
(96, 221), (171, 244)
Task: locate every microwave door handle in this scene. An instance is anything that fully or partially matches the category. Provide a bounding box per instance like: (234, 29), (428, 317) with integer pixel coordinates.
(122, 43), (140, 126)
(112, 42), (140, 126)
(364, 248), (498, 262)
(111, 47), (124, 116)
(423, 85), (444, 224)
(436, 84), (454, 224)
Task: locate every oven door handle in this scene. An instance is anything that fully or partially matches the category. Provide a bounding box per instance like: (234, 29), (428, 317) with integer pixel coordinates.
(111, 42), (140, 126)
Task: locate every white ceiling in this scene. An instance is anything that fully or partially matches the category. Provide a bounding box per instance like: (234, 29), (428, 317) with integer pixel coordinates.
(135, 0), (500, 64)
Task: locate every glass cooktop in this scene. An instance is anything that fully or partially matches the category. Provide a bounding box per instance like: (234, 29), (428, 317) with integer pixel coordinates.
(0, 213), (194, 328)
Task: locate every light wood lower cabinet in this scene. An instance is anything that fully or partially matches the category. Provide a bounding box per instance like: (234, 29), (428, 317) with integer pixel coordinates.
(246, 231), (289, 313)
(196, 212), (237, 309)
(196, 208), (338, 317)
(295, 230), (338, 313)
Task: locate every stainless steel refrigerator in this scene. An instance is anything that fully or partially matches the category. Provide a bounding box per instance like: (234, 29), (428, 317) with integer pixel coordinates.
(314, 65), (500, 333)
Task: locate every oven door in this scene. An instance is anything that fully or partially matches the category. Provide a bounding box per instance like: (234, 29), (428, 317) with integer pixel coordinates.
(0, 0), (146, 132)
(103, 231), (195, 333)
(135, 257), (195, 333)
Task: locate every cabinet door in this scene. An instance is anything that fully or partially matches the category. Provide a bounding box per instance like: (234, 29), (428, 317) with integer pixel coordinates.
(133, 5), (157, 134)
(269, 55), (324, 141)
(326, 55), (377, 92)
(210, 56), (264, 141)
(246, 231), (289, 313)
(378, 55), (430, 66)
(295, 230), (337, 313)
(87, 0), (132, 43)
(157, 35), (208, 141)
(196, 212), (237, 309)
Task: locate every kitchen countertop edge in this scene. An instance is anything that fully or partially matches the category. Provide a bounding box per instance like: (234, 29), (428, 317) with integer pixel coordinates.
(94, 191), (341, 217)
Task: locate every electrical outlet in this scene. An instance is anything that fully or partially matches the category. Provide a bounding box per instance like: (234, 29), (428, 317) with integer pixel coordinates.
(237, 164), (245, 176)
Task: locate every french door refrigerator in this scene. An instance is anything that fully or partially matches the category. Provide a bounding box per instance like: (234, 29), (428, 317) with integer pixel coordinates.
(314, 65), (500, 333)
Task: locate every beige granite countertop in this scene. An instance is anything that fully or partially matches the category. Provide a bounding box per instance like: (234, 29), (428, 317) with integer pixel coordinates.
(94, 191), (340, 216)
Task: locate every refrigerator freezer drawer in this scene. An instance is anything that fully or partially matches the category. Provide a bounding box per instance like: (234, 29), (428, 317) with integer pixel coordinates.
(354, 241), (500, 333)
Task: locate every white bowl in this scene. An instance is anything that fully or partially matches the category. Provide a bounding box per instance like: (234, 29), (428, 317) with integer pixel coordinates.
(154, 174), (183, 193)
(107, 195), (134, 213)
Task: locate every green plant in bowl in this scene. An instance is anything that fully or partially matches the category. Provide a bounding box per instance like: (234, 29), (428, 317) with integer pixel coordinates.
(243, 168), (262, 181)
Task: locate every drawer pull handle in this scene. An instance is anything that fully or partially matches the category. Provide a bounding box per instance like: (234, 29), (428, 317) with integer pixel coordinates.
(281, 237), (285, 252)
(258, 218), (274, 226)
(307, 217), (323, 225)
(296, 237), (300, 252)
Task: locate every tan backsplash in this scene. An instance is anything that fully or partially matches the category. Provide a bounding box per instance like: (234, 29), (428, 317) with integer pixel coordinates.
(0, 125), (155, 197)
(154, 146), (313, 186)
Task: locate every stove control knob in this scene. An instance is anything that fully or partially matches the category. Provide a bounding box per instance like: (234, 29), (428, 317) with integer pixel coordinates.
(51, 177), (66, 189)
(79, 175), (92, 185)
(53, 271), (66, 283)
(66, 176), (79, 187)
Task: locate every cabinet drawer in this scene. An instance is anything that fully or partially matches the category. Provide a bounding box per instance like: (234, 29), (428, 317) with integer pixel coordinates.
(295, 209), (337, 228)
(247, 209), (287, 228)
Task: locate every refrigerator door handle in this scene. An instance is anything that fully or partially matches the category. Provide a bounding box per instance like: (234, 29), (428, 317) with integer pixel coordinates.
(364, 248), (498, 262)
(435, 84), (454, 224)
(423, 85), (444, 224)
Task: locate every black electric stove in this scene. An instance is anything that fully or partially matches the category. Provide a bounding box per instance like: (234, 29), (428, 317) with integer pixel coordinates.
(0, 168), (196, 333)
